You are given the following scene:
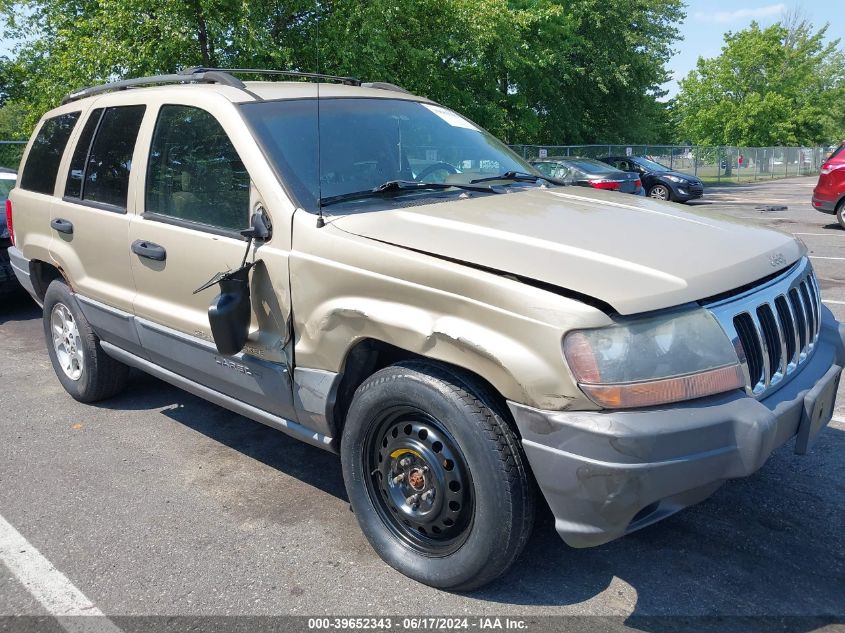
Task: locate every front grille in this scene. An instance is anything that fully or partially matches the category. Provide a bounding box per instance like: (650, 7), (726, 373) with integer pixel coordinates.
(705, 258), (821, 398)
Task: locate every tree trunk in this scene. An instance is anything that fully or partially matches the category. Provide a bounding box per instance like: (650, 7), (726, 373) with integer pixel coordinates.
(192, 0), (212, 66)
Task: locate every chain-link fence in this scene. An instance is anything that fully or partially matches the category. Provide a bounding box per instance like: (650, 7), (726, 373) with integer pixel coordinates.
(0, 141), (26, 171)
(510, 144), (833, 184)
(1, 139), (834, 183)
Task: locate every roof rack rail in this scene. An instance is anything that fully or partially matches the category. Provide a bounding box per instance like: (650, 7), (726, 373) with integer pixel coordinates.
(62, 70), (246, 104)
(182, 67), (362, 86)
(360, 81), (411, 94)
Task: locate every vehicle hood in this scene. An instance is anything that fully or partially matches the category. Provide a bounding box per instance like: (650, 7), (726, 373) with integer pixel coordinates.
(330, 187), (804, 315)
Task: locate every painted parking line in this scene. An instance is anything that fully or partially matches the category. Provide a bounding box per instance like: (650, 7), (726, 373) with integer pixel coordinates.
(833, 417), (845, 426)
(793, 232), (845, 237)
(824, 300), (845, 306)
(809, 256), (845, 261)
(0, 513), (122, 631)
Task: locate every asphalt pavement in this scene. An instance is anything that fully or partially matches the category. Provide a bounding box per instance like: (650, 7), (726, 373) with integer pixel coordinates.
(0, 176), (843, 631)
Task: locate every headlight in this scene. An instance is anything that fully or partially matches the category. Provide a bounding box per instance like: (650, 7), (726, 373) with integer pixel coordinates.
(563, 308), (743, 409)
(664, 174), (686, 183)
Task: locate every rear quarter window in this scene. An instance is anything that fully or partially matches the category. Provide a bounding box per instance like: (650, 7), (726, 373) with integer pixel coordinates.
(19, 112), (81, 195)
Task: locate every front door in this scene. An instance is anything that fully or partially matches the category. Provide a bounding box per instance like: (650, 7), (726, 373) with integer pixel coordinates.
(127, 103), (295, 419)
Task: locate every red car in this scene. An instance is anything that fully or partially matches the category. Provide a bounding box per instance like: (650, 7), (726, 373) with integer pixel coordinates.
(812, 141), (845, 228)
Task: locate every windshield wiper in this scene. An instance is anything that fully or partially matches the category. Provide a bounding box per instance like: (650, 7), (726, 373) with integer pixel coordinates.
(319, 180), (501, 207)
(469, 170), (562, 186)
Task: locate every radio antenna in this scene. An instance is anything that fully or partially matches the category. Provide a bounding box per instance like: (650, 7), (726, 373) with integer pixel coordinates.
(315, 0), (325, 228)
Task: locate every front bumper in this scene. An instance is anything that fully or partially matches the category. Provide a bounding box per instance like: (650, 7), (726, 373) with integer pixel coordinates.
(675, 183), (704, 201)
(509, 307), (845, 548)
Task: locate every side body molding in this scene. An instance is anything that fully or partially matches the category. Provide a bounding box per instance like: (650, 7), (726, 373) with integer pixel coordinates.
(75, 293), (338, 448)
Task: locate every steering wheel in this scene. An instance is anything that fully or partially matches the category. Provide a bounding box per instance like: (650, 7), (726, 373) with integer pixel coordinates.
(416, 161), (461, 183)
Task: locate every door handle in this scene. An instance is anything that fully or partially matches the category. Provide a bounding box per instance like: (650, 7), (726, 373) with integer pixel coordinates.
(50, 218), (74, 235)
(131, 240), (167, 261)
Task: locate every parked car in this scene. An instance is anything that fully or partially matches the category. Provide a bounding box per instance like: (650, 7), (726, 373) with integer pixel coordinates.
(1, 167), (20, 295)
(812, 140), (845, 229)
(8, 68), (844, 591)
(600, 155), (704, 202)
(531, 156), (643, 195)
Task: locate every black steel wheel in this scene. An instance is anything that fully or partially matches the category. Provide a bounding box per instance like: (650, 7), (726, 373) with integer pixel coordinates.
(341, 361), (535, 591)
(365, 407), (473, 556)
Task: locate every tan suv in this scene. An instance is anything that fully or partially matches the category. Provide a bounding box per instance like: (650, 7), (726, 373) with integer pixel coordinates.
(7, 68), (845, 591)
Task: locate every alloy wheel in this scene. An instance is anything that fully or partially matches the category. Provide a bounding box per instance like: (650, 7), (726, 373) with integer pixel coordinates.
(649, 185), (669, 200)
(51, 302), (84, 381)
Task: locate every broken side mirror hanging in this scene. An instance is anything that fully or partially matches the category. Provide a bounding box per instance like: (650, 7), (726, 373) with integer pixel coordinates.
(193, 210), (271, 356)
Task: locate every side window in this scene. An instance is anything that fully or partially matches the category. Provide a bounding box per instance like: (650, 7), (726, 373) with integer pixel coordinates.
(146, 105), (250, 232)
(64, 108), (103, 199)
(82, 105), (146, 209)
(554, 164), (571, 179)
(20, 112), (81, 195)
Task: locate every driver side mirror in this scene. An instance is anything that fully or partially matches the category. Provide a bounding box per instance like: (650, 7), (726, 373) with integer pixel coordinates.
(205, 208), (270, 356)
(241, 207), (272, 241)
(207, 265), (253, 356)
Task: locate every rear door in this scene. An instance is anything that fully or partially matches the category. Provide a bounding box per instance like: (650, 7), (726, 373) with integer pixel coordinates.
(11, 110), (81, 275)
(49, 104), (146, 318)
(127, 102), (296, 419)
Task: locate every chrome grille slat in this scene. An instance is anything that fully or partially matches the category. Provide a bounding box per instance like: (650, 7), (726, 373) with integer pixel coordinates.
(789, 287), (808, 356)
(775, 294), (799, 368)
(799, 282), (815, 348)
(757, 304), (784, 386)
(806, 277), (821, 339)
(706, 259), (821, 399)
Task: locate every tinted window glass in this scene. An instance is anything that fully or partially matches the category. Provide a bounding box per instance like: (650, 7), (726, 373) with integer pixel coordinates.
(0, 176), (14, 202)
(240, 98), (538, 210)
(20, 112), (80, 195)
(65, 109), (103, 198)
(83, 105), (146, 209)
(564, 158), (619, 174)
(146, 105), (249, 231)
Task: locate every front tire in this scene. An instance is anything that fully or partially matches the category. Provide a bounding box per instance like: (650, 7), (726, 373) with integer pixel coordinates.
(341, 361), (534, 591)
(42, 280), (129, 402)
(648, 183), (671, 201)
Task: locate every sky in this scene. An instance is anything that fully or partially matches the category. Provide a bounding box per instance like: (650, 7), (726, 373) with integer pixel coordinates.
(663, 0), (845, 98)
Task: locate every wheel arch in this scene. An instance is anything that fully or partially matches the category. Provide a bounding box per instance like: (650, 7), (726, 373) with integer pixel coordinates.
(29, 259), (69, 302)
(329, 338), (515, 447)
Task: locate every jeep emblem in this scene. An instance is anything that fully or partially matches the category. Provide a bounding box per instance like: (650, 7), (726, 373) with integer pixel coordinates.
(770, 252), (787, 268)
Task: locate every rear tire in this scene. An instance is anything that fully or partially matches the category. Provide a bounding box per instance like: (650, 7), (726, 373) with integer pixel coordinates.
(836, 199), (845, 230)
(341, 361), (534, 591)
(42, 280), (129, 402)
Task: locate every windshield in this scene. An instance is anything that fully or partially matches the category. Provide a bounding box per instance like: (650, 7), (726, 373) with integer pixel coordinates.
(634, 157), (672, 172)
(240, 98), (540, 210)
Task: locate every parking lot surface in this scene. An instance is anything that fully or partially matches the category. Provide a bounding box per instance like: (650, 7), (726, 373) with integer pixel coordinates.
(1, 176), (843, 628)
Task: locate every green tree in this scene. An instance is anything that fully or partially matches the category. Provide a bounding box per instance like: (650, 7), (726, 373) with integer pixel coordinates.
(675, 19), (845, 146)
(0, 0), (683, 144)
